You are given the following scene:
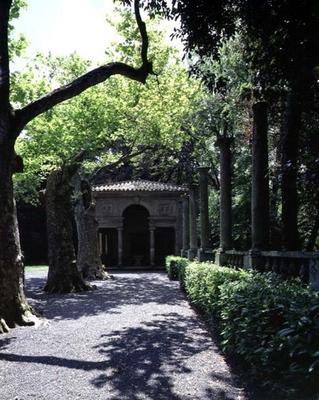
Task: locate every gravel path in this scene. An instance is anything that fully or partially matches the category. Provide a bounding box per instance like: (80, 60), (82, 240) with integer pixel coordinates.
(0, 271), (246, 400)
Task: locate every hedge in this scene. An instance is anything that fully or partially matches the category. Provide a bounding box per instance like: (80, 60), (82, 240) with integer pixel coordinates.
(179, 261), (319, 394)
(165, 256), (189, 280)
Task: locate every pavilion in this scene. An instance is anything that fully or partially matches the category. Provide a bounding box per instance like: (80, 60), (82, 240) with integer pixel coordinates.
(92, 180), (187, 268)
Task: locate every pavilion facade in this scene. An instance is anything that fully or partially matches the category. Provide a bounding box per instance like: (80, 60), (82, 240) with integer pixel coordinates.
(92, 180), (186, 268)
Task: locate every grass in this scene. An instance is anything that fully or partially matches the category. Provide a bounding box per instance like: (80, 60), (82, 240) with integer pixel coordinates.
(25, 265), (48, 272)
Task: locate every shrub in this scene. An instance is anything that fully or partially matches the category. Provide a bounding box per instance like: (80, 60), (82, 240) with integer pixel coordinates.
(181, 262), (319, 393)
(184, 261), (245, 315)
(218, 273), (319, 385)
(165, 256), (189, 281)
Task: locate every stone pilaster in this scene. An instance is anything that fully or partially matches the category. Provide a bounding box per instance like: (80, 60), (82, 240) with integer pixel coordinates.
(181, 195), (190, 257)
(98, 231), (103, 256)
(117, 227), (123, 266)
(187, 186), (198, 260)
(149, 226), (155, 266)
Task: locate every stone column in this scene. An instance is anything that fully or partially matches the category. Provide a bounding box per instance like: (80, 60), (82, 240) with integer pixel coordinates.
(187, 186), (198, 260)
(149, 226), (155, 266)
(181, 195), (190, 257)
(215, 136), (233, 266)
(197, 167), (212, 261)
(248, 101), (270, 268)
(98, 231), (103, 256)
(117, 227), (123, 267)
(251, 101), (269, 249)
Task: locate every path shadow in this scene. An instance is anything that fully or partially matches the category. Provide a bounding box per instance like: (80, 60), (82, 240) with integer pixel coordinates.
(91, 312), (240, 400)
(24, 273), (185, 322)
(0, 312), (240, 400)
(0, 337), (15, 350)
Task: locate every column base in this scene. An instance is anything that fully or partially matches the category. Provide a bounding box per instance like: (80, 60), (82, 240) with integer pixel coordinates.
(181, 249), (188, 258)
(197, 248), (213, 262)
(309, 257), (319, 291)
(215, 249), (227, 266)
(117, 251), (123, 267)
(150, 248), (155, 267)
(244, 249), (262, 269)
(187, 248), (197, 261)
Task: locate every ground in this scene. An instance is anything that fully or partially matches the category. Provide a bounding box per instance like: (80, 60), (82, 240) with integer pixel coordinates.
(0, 270), (246, 400)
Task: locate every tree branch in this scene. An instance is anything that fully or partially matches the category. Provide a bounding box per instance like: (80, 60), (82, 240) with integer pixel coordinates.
(134, 0), (148, 65)
(90, 145), (156, 182)
(14, 0), (153, 135)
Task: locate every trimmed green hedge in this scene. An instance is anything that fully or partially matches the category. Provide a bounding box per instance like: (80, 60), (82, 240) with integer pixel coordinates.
(165, 256), (189, 280)
(181, 261), (319, 393)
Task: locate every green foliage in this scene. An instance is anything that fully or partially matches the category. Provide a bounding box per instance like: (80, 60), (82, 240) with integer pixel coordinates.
(184, 261), (244, 315)
(218, 273), (319, 385)
(25, 265), (48, 272)
(9, 0), (28, 60)
(181, 262), (319, 393)
(13, 13), (203, 204)
(165, 256), (188, 280)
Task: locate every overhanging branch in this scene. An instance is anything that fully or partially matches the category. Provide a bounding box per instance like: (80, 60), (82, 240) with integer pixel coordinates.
(14, 0), (153, 134)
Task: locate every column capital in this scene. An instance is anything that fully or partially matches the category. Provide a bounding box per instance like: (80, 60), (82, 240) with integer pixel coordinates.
(215, 135), (234, 148)
(188, 183), (198, 192)
(252, 100), (268, 112)
(197, 165), (210, 174)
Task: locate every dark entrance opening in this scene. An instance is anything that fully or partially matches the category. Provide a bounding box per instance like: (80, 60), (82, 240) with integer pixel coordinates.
(155, 227), (175, 266)
(123, 205), (149, 266)
(100, 228), (118, 267)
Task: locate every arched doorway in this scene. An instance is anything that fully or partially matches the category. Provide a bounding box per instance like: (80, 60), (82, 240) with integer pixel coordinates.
(123, 205), (150, 266)
(155, 227), (175, 266)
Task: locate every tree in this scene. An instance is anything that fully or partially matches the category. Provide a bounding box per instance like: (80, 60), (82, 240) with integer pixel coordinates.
(0, 0), (154, 333)
(151, 0), (319, 250)
(44, 151), (93, 293)
(13, 10), (203, 291)
(73, 175), (108, 280)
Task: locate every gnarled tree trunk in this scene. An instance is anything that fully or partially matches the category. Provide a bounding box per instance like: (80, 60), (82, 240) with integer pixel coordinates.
(44, 159), (91, 293)
(0, 0), (151, 332)
(74, 177), (109, 280)
(0, 143), (37, 333)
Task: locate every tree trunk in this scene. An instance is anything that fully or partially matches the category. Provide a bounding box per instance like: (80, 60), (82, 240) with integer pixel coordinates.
(281, 85), (302, 250)
(0, 143), (37, 333)
(44, 163), (91, 293)
(306, 198), (319, 251)
(74, 177), (109, 280)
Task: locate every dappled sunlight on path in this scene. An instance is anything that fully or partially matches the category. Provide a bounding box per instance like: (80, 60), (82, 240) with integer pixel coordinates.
(0, 272), (246, 400)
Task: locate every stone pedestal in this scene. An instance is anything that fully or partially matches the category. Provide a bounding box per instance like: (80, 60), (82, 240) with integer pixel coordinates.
(215, 249), (228, 266)
(197, 248), (214, 262)
(309, 256), (319, 291)
(244, 249), (262, 270)
(187, 248), (197, 261)
(188, 187), (198, 260)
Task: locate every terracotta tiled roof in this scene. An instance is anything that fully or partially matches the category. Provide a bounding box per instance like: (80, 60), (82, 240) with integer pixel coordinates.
(92, 180), (187, 193)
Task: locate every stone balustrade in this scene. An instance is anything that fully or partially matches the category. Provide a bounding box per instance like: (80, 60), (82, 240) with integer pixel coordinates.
(219, 250), (319, 290)
(222, 250), (246, 269)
